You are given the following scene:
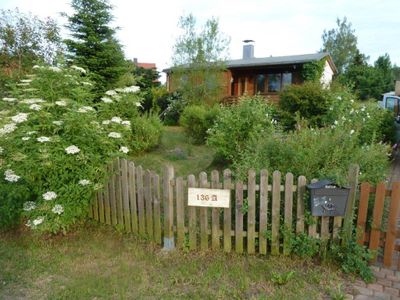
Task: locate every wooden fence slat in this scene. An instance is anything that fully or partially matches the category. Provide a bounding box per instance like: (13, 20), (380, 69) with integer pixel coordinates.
(296, 176), (306, 234)
(211, 170), (220, 250)
(199, 172), (209, 251)
(144, 170), (153, 239)
(104, 166), (111, 225)
(121, 159), (131, 232)
(271, 171), (281, 255)
(136, 166), (145, 236)
(333, 217), (342, 240)
(342, 164), (360, 246)
(223, 169), (232, 253)
(259, 169), (268, 255)
(383, 182), (400, 267)
(188, 175), (197, 250)
(321, 217), (330, 240)
(128, 162), (138, 233)
(163, 165), (175, 249)
(247, 170), (256, 254)
(235, 181), (244, 253)
(152, 173), (162, 244)
(109, 162), (117, 225)
(283, 173), (293, 255)
(308, 179), (318, 238)
(356, 182), (370, 245)
(115, 158), (124, 225)
(176, 176), (185, 248)
(369, 182), (386, 260)
(93, 193), (99, 221)
(98, 191), (105, 223)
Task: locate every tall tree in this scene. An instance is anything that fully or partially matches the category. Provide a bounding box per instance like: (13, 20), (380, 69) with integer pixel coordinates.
(63, 0), (127, 93)
(171, 13), (230, 105)
(0, 8), (62, 96)
(321, 17), (358, 74)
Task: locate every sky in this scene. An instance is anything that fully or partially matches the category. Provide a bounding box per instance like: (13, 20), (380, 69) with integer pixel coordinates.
(1, 0), (399, 83)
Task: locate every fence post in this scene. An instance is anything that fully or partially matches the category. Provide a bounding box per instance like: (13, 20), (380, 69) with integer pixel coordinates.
(163, 165), (175, 251)
(342, 164), (360, 246)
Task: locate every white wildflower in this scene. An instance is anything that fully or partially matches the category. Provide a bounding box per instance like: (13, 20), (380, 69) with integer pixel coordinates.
(108, 132), (122, 139)
(111, 116), (122, 124)
(350, 129), (355, 135)
(135, 102), (142, 107)
(27, 131), (37, 135)
(79, 179), (91, 186)
(350, 108), (354, 114)
(65, 145), (80, 154)
(32, 217), (44, 226)
(77, 106), (94, 113)
(22, 136), (30, 141)
(20, 79), (32, 83)
(361, 106), (366, 112)
(2, 97), (17, 102)
(32, 65), (41, 69)
(52, 120), (63, 126)
(0, 123), (17, 135)
(121, 85), (140, 93)
(102, 120), (111, 125)
(121, 120), (131, 126)
(337, 96), (342, 100)
(43, 191), (57, 201)
(105, 90), (117, 96)
(52, 204), (64, 215)
(4, 169), (20, 182)
(29, 104), (41, 111)
(101, 97), (113, 103)
(271, 119), (277, 125)
(23, 201), (36, 211)
(70, 65), (86, 74)
(48, 66), (61, 72)
(334, 120), (338, 125)
(17, 83), (29, 86)
(11, 113), (29, 123)
(37, 136), (50, 143)
(21, 98), (45, 104)
(82, 81), (92, 86)
(55, 100), (67, 107)
(119, 146), (129, 154)
(350, 99), (354, 103)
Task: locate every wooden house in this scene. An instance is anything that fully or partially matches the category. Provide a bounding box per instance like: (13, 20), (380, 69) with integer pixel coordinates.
(164, 42), (337, 104)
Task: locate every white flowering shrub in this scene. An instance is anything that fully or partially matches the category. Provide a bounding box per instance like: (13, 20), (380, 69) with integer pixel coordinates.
(0, 65), (159, 232)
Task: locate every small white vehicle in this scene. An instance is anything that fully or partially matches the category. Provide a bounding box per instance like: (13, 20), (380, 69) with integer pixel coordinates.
(379, 92), (400, 123)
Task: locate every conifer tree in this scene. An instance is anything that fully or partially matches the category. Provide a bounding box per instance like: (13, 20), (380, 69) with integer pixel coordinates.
(63, 0), (127, 93)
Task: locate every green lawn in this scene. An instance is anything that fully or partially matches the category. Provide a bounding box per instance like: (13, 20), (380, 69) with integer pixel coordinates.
(0, 224), (350, 299)
(131, 126), (220, 177)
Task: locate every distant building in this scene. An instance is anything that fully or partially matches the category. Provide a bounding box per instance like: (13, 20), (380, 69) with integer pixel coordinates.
(163, 41), (337, 104)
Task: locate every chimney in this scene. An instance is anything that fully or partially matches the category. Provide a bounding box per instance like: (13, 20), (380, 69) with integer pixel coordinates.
(396, 80), (400, 96)
(133, 58), (138, 65)
(242, 40), (255, 59)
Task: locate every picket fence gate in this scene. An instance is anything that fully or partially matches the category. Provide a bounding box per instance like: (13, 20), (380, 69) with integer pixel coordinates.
(89, 158), (400, 269)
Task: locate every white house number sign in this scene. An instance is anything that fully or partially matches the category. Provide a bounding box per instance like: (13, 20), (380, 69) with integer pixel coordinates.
(188, 188), (230, 208)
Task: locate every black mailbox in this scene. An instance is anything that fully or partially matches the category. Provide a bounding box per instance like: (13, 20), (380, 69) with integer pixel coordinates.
(307, 180), (350, 217)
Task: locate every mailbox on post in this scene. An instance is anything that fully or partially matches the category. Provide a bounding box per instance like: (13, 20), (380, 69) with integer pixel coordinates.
(307, 180), (350, 217)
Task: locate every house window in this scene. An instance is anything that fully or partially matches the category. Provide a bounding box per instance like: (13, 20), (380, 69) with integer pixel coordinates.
(256, 74), (266, 93)
(240, 77), (246, 95)
(282, 72), (292, 88)
(255, 72), (293, 94)
(268, 74), (281, 92)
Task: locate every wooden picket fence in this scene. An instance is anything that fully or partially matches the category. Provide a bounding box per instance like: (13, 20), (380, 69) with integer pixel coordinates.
(356, 181), (400, 268)
(89, 158), (400, 268)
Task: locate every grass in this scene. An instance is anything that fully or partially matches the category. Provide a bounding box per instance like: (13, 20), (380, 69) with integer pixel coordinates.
(0, 224), (350, 299)
(130, 126), (220, 177)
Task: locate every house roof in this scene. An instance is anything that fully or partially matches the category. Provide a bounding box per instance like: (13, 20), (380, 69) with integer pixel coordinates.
(226, 52), (331, 69)
(136, 62), (156, 70)
(163, 52), (337, 74)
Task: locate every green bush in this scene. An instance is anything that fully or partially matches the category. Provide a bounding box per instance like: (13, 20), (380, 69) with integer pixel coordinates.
(0, 64), (154, 233)
(131, 114), (163, 152)
(279, 81), (333, 129)
(159, 92), (187, 125)
(179, 104), (220, 144)
(207, 95), (277, 162)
